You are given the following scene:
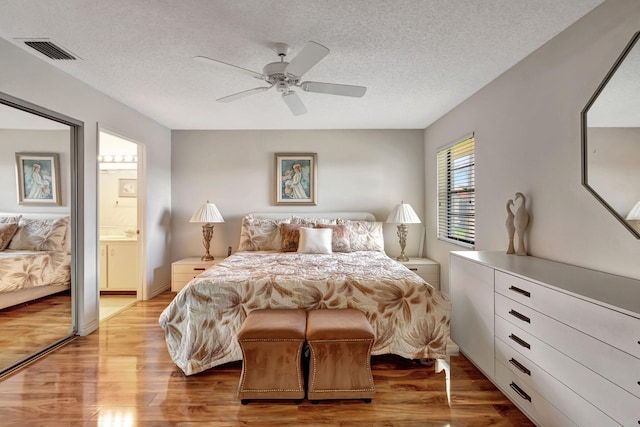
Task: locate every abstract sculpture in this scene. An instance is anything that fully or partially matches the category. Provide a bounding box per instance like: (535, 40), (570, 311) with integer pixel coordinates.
(514, 192), (529, 256)
(505, 199), (515, 254)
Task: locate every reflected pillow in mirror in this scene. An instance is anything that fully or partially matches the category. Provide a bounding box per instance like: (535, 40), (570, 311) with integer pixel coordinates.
(0, 222), (19, 251)
(8, 217), (69, 252)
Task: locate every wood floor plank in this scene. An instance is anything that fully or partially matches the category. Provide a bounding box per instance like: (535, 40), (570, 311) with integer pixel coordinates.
(0, 291), (535, 426)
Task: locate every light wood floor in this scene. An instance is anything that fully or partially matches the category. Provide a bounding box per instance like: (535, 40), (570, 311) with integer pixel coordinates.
(99, 294), (137, 322)
(0, 292), (72, 370)
(0, 292), (135, 371)
(0, 292), (534, 426)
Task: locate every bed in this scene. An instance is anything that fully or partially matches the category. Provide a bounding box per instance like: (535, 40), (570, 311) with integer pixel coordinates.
(0, 212), (71, 310)
(159, 212), (451, 377)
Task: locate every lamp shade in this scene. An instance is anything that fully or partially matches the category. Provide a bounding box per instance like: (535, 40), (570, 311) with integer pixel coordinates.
(626, 201), (640, 220)
(386, 201), (421, 224)
(189, 202), (225, 223)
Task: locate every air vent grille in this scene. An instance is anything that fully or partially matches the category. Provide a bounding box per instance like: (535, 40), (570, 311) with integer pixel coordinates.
(24, 41), (77, 60)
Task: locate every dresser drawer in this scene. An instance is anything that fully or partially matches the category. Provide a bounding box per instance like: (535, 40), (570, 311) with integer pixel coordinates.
(496, 316), (640, 427)
(496, 338), (619, 427)
(496, 292), (640, 399)
(495, 270), (640, 359)
(494, 360), (577, 427)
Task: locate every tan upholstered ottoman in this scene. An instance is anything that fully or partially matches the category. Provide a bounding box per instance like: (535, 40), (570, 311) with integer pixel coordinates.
(306, 308), (375, 402)
(237, 309), (306, 404)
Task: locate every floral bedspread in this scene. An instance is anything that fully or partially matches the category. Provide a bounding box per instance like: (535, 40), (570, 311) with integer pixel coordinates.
(159, 251), (451, 376)
(0, 250), (71, 292)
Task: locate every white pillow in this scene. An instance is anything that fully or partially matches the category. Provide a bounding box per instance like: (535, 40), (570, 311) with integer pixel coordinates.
(297, 227), (333, 254)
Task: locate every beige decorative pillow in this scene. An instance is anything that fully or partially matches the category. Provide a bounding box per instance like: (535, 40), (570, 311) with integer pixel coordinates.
(297, 227), (333, 254)
(237, 215), (291, 251)
(341, 220), (384, 252)
(8, 217), (69, 252)
(280, 223), (304, 252)
(0, 222), (19, 251)
(317, 224), (350, 252)
(0, 215), (21, 224)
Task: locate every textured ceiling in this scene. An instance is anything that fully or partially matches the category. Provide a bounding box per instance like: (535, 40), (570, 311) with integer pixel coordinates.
(0, 0), (604, 130)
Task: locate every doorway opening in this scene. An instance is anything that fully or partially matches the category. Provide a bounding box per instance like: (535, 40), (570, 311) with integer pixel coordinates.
(98, 128), (144, 321)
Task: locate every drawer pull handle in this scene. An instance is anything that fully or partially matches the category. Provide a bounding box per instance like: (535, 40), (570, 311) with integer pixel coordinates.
(510, 382), (532, 402)
(509, 285), (531, 298)
(509, 309), (531, 324)
(509, 358), (531, 376)
(409, 268), (418, 271)
(509, 333), (531, 350)
(193, 268), (206, 271)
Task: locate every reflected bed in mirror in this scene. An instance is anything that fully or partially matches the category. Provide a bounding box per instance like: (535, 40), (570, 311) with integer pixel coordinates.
(582, 31), (640, 238)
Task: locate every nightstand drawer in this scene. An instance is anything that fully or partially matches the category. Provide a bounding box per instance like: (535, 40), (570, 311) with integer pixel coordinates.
(416, 273), (439, 287)
(171, 257), (224, 292)
(173, 272), (205, 282)
(173, 264), (213, 274)
(399, 258), (440, 289)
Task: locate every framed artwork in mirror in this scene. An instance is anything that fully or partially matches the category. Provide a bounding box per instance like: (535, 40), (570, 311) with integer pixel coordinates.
(15, 152), (61, 206)
(275, 153), (317, 205)
(118, 178), (137, 197)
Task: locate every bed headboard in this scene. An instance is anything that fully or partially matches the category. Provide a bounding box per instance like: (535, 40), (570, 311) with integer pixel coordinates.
(249, 212), (376, 221)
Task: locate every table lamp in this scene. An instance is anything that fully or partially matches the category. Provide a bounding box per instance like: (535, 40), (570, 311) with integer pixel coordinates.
(190, 201), (224, 261)
(386, 201), (421, 261)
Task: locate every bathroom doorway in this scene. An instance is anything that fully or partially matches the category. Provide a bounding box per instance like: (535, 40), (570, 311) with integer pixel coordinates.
(98, 128), (144, 321)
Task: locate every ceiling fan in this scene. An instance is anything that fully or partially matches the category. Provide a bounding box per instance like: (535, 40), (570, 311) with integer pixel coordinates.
(194, 41), (367, 116)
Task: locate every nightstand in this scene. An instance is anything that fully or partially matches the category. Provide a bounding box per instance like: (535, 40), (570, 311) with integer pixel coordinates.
(171, 257), (223, 292)
(398, 258), (440, 290)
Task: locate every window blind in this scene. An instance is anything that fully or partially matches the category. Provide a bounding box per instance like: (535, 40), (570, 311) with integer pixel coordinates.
(437, 136), (475, 247)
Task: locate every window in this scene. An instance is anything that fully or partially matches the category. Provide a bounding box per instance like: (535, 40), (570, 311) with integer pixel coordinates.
(437, 134), (475, 247)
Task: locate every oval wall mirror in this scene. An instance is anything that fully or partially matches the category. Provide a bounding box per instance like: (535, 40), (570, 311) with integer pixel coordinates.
(582, 31), (640, 239)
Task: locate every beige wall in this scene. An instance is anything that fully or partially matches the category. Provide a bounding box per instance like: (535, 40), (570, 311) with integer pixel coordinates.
(171, 129), (425, 261)
(425, 0), (640, 294)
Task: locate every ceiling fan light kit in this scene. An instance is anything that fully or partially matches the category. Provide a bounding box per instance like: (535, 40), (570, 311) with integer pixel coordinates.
(194, 41), (366, 115)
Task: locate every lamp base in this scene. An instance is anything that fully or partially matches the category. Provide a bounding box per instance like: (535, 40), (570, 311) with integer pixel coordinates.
(396, 223), (409, 263)
(200, 224), (215, 262)
(396, 254), (409, 262)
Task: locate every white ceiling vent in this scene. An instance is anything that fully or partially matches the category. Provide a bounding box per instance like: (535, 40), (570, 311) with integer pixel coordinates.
(20, 39), (78, 60)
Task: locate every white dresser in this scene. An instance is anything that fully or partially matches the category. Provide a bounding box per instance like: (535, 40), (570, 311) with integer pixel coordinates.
(450, 251), (640, 427)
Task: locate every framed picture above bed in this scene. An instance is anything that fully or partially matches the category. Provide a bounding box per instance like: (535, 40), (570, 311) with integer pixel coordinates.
(15, 152), (61, 206)
(275, 152), (317, 205)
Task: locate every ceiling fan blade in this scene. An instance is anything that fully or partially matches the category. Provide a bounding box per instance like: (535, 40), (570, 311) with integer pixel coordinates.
(284, 41), (329, 78)
(282, 91), (307, 116)
(194, 56), (265, 80)
(217, 87), (271, 103)
(300, 81), (367, 97)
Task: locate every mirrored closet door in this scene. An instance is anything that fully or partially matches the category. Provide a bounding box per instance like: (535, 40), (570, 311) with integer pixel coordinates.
(0, 93), (82, 375)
